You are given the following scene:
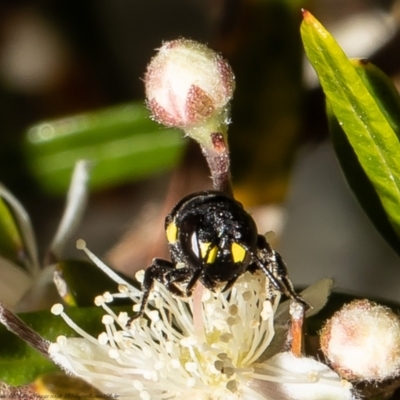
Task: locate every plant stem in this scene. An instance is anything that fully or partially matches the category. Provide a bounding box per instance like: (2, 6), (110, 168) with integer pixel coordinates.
(0, 302), (49, 356)
(201, 132), (233, 197)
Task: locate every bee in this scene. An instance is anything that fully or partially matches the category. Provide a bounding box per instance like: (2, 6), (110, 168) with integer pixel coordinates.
(133, 190), (307, 319)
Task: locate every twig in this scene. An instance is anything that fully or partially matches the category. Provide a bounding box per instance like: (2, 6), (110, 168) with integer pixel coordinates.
(0, 302), (49, 356)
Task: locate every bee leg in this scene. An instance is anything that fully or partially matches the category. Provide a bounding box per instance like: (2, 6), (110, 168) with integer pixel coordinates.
(254, 235), (309, 310)
(254, 235), (309, 356)
(128, 258), (201, 326)
(129, 258), (175, 323)
(184, 267), (203, 297)
(164, 267), (194, 296)
(273, 250), (309, 309)
(221, 276), (239, 292)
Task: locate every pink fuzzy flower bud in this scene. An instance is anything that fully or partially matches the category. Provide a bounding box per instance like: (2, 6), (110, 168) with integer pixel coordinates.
(320, 299), (400, 381)
(145, 39), (235, 132)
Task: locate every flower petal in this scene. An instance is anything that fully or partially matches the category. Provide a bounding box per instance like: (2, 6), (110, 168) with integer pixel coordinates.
(250, 352), (355, 400)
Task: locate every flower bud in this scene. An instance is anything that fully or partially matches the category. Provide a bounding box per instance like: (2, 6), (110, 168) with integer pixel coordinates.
(145, 39), (235, 138)
(320, 299), (400, 381)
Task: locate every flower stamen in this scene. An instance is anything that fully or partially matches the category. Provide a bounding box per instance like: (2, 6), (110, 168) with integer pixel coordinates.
(51, 304), (98, 345)
(48, 244), (354, 400)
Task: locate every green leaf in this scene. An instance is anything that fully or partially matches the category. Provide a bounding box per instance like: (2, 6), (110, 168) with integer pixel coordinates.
(0, 306), (129, 385)
(329, 108), (400, 256)
(328, 60), (400, 256)
(24, 102), (185, 195)
(301, 11), (400, 239)
(352, 59), (400, 134)
(0, 198), (22, 265)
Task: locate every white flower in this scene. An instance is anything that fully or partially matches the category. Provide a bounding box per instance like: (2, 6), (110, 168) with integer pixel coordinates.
(49, 242), (355, 400)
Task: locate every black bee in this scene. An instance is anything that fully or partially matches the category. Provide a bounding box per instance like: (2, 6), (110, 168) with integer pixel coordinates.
(133, 190), (306, 319)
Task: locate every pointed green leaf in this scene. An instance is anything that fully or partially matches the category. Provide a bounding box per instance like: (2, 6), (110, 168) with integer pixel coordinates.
(329, 109), (400, 256)
(24, 102), (185, 194)
(301, 11), (400, 239)
(328, 60), (400, 255)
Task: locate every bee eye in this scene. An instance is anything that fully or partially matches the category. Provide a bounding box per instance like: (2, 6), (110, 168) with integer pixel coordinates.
(231, 242), (247, 263)
(166, 222), (178, 243)
(200, 242), (218, 264)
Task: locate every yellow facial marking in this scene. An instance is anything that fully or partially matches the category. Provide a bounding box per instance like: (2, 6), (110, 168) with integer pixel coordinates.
(166, 222), (178, 243)
(231, 242), (246, 263)
(200, 242), (218, 264)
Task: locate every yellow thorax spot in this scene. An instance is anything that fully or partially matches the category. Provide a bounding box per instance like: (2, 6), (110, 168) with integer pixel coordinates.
(231, 242), (246, 263)
(166, 222), (178, 243)
(200, 242), (218, 264)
